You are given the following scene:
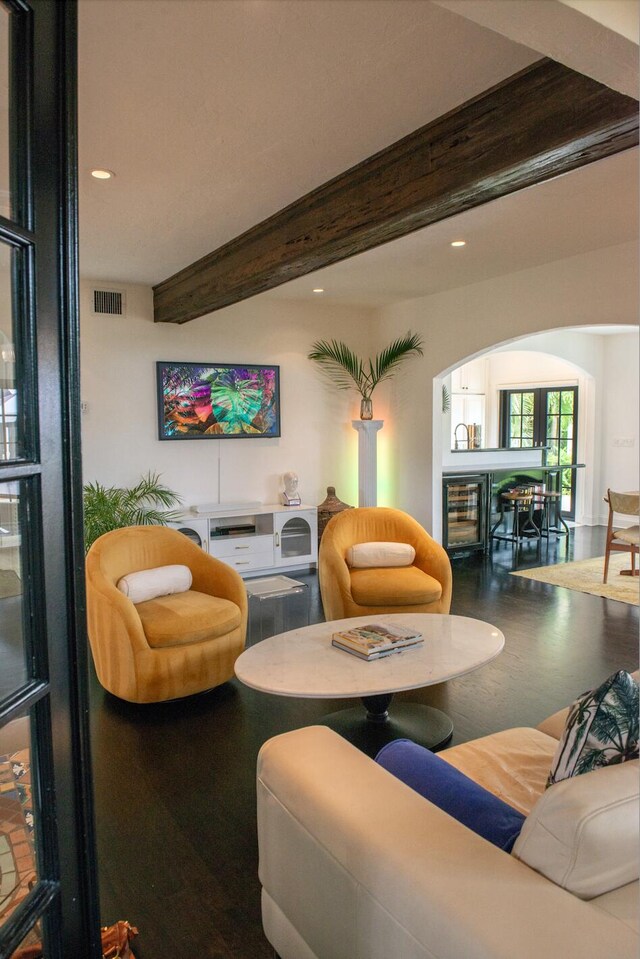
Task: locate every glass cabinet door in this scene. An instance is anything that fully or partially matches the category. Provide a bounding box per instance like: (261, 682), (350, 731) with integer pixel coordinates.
(274, 510), (318, 567)
(278, 517), (312, 559)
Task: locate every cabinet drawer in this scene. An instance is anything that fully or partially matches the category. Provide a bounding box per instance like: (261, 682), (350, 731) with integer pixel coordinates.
(209, 534), (273, 559)
(218, 550), (274, 573)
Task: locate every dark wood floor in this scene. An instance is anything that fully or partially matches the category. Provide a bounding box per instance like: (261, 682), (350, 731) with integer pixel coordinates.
(89, 527), (638, 958)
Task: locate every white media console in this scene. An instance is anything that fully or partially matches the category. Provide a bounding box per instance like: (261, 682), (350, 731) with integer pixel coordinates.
(168, 503), (318, 577)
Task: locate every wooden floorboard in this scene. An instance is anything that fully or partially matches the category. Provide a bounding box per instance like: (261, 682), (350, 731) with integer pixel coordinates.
(89, 526), (638, 958)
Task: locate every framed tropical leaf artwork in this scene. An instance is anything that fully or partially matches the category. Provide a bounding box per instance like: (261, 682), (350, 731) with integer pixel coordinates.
(157, 361), (281, 439)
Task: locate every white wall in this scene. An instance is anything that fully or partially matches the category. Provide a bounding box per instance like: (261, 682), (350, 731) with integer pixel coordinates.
(80, 281), (375, 511)
(375, 241), (639, 535)
(601, 332), (640, 517)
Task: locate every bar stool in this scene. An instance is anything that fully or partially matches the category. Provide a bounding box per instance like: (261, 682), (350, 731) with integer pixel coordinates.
(537, 489), (569, 537)
(491, 488), (541, 544)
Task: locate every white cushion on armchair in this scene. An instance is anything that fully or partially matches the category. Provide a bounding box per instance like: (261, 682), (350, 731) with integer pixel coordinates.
(345, 541), (415, 568)
(116, 563), (192, 603)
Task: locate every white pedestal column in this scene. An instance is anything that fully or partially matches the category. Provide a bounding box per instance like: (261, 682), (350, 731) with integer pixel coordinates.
(352, 419), (383, 507)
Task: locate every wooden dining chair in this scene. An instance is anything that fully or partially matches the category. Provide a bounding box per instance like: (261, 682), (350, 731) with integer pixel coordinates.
(603, 489), (640, 583)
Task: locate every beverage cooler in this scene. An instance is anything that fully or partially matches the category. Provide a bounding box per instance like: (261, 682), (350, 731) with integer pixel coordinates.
(442, 474), (488, 554)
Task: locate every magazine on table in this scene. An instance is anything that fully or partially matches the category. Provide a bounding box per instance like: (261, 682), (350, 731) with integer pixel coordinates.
(331, 622), (423, 660)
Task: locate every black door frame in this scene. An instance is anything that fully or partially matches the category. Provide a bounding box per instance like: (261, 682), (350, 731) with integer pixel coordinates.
(499, 385), (579, 518)
(0, 2), (100, 957)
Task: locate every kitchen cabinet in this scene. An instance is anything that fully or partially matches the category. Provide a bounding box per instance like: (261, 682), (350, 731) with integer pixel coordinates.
(451, 357), (487, 395)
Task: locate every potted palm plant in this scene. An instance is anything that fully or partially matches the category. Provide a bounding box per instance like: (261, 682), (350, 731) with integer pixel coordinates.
(82, 471), (182, 552)
(308, 331), (424, 419)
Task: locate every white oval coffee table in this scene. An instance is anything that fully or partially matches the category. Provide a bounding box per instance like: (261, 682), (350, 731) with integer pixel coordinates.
(235, 613), (504, 755)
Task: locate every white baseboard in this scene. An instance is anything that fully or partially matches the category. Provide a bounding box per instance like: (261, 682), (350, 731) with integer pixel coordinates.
(581, 514), (635, 528)
(580, 515), (604, 527)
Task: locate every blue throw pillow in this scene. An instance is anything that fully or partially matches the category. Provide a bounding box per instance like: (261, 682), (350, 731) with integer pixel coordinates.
(375, 739), (525, 852)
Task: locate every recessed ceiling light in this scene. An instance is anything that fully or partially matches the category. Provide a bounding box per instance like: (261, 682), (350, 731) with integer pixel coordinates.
(91, 169), (114, 180)
(450, 240), (466, 247)
(312, 288), (324, 293)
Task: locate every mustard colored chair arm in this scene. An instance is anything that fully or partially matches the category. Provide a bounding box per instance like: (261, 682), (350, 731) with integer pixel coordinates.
(85, 571), (150, 701)
(411, 522), (452, 612)
(188, 548), (248, 634)
(318, 524), (354, 621)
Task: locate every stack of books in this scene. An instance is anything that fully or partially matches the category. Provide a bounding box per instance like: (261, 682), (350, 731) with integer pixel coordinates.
(331, 622), (423, 661)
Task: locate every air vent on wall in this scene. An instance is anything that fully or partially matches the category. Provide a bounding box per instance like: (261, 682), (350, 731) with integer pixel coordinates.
(92, 288), (126, 317)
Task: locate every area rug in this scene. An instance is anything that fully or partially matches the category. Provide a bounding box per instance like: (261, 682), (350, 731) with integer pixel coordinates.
(0, 570), (21, 599)
(511, 554), (639, 605)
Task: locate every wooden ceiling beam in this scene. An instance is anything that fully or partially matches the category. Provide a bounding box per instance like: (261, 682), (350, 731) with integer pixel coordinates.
(153, 58), (639, 324)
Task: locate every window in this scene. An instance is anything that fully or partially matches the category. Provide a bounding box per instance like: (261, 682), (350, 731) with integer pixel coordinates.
(500, 386), (578, 517)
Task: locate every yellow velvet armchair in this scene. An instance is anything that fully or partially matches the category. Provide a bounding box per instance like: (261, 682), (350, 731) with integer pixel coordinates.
(319, 507), (452, 621)
(86, 525), (247, 703)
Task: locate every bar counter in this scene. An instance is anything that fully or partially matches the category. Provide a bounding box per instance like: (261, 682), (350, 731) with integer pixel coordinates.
(442, 463), (585, 554)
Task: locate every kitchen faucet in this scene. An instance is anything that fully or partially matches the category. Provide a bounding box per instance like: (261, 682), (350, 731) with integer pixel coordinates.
(454, 422), (469, 449)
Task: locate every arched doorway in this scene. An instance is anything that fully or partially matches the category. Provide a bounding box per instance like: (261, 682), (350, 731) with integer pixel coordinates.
(433, 325), (639, 544)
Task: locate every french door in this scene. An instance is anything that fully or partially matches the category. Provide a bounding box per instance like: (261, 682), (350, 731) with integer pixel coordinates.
(0, 3), (100, 959)
(500, 386), (578, 517)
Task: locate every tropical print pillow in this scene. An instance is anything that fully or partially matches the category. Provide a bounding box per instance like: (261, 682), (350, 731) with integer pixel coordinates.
(547, 670), (639, 787)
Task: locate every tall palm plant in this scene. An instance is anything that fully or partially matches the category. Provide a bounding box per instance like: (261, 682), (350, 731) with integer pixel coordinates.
(308, 331), (424, 418)
(83, 471), (182, 552)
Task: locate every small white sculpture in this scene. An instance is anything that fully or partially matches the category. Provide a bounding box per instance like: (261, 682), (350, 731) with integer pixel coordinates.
(282, 471), (301, 506)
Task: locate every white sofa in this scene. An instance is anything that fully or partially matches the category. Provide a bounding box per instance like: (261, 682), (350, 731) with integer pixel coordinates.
(257, 700), (639, 959)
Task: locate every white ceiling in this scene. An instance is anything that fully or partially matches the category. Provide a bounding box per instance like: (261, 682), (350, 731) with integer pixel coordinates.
(77, 0), (638, 310)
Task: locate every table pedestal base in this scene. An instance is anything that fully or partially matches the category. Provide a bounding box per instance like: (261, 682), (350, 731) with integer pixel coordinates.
(320, 693), (453, 757)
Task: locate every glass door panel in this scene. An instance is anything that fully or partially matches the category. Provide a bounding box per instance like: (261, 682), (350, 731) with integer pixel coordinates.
(443, 477), (486, 552)
(507, 391), (535, 449)
(0, 711), (38, 931)
(543, 388), (577, 515)
(0, 243), (24, 463)
(0, 478), (23, 700)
